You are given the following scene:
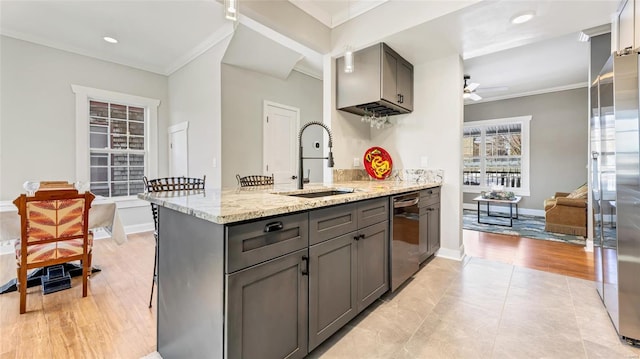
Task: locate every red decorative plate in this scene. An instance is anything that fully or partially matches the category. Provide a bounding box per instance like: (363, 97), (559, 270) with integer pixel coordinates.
(364, 147), (393, 180)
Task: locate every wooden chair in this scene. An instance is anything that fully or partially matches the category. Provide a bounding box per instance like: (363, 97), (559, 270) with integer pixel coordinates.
(38, 181), (75, 190)
(13, 188), (95, 314)
(142, 175), (206, 308)
(236, 174), (274, 187)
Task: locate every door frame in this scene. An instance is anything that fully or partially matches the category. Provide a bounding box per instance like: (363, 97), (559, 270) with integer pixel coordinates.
(262, 100), (300, 181)
(168, 121), (189, 177)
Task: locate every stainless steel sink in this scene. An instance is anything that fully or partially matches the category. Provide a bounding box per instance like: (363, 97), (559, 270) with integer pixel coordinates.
(284, 189), (354, 198)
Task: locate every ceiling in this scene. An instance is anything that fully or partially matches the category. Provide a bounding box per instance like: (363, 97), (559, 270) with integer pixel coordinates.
(374, 0), (619, 103)
(288, 0), (388, 28)
(0, 0), (621, 101)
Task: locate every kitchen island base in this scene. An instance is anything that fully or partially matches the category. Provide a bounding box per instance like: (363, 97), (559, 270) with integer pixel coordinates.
(157, 207), (225, 358)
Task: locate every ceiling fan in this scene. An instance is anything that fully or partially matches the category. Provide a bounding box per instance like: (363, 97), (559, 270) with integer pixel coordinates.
(463, 75), (482, 101)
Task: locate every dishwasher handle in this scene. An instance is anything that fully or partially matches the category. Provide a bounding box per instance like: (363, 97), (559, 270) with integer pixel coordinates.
(393, 196), (419, 208)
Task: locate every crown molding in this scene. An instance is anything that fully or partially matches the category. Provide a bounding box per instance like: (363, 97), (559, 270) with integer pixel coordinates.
(465, 82), (588, 105)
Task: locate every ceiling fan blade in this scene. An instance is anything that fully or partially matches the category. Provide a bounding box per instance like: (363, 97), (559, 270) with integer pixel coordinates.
(465, 82), (480, 92)
(476, 86), (508, 93)
(469, 93), (482, 101)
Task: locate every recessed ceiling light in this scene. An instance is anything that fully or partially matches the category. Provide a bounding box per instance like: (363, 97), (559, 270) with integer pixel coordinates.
(103, 36), (118, 44)
(511, 11), (535, 25)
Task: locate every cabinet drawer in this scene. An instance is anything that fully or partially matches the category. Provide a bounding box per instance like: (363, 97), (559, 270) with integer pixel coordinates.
(309, 203), (358, 245)
(357, 198), (389, 229)
(226, 213), (308, 273)
(419, 187), (441, 207)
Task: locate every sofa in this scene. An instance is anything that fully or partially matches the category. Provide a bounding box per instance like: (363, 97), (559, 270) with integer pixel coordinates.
(544, 184), (588, 237)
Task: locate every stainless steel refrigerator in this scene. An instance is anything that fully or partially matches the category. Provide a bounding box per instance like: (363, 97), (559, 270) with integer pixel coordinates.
(591, 49), (640, 344)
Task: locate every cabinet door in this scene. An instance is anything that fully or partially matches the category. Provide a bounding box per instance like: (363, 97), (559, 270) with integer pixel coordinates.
(381, 47), (399, 105)
(356, 221), (389, 312)
(308, 233), (357, 350)
(418, 210), (429, 263)
(396, 59), (413, 111)
(226, 249), (308, 359)
(427, 204), (441, 256)
(620, 0), (634, 51)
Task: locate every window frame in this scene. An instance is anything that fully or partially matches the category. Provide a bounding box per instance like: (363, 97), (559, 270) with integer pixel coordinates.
(72, 85), (160, 203)
(463, 115), (532, 196)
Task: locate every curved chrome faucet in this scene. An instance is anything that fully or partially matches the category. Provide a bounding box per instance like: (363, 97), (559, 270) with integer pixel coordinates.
(298, 121), (334, 189)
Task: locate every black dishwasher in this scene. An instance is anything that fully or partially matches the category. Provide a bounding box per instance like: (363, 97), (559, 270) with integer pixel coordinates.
(390, 192), (420, 292)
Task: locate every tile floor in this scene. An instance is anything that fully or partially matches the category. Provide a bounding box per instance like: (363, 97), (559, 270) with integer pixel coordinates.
(308, 257), (640, 359)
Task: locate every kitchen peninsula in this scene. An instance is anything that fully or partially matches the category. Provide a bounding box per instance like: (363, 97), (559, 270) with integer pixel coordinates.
(139, 179), (441, 359)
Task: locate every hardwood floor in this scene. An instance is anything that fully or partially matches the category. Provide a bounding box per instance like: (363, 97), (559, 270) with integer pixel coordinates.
(0, 232), (157, 359)
(0, 229), (595, 358)
(463, 229), (595, 281)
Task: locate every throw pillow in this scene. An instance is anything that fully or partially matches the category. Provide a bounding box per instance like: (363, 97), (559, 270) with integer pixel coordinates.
(567, 183), (588, 199)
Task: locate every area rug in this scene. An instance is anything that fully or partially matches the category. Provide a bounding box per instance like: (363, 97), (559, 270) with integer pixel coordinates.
(463, 209), (587, 246)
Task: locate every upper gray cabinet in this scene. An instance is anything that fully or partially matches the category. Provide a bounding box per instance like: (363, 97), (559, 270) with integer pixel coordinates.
(336, 43), (414, 116)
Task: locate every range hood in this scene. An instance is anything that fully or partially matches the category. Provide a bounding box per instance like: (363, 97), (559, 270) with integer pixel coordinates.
(336, 43), (413, 116)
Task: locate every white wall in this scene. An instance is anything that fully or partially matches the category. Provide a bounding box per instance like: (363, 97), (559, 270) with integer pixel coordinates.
(373, 54), (465, 260)
(328, 53), (465, 260)
(0, 35), (172, 230)
(168, 36), (233, 188)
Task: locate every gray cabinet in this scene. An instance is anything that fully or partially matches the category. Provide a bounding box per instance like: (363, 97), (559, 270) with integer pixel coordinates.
(226, 249), (308, 359)
(357, 197), (390, 228)
(308, 198), (389, 350)
(225, 213), (309, 359)
(381, 45), (413, 112)
(336, 42), (413, 116)
(309, 203), (357, 245)
(226, 212), (308, 272)
(308, 233), (357, 350)
(419, 187), (441, 260)
(356, 221), (389, 312)
(426, 204), (440, 256)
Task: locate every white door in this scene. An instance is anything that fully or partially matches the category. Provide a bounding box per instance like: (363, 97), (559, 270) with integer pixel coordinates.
(168, 122), (188, 177)
(263, 101), (299, 185)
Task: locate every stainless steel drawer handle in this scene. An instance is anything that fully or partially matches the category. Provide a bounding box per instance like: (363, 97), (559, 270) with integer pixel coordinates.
(264, 221), (284, 232)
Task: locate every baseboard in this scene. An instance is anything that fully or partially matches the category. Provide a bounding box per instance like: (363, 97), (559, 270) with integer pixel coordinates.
(585, 239), (594, 252)
(463, 203), (545, 217)
(125, 223), (154, 234)
(436, 244), (466, 261)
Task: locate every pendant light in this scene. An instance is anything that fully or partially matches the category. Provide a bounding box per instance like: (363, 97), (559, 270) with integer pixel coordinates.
(344, 46), (354, 73)
(225, 0), (238, 21)
(343, 1), (354, 73)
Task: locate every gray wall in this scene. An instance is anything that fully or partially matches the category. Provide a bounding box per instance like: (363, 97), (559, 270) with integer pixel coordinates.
(463, 88), (588, 211)
(221, 64), (323, 187)
(0, 36), (170, 200)
(0, 35), (171, 228)
(168, 35), (232, 188)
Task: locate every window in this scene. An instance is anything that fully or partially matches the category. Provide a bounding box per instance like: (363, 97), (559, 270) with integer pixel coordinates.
(89, 101), (146, 197)
(73, 85), (159, 200)
(463, 116), (531, 196)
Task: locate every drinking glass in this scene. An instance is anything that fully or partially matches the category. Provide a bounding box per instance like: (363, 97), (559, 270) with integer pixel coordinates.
(23, 181), (40, 196)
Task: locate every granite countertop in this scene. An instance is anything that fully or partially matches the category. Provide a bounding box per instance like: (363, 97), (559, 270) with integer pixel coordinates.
(137, 181), (442, 225)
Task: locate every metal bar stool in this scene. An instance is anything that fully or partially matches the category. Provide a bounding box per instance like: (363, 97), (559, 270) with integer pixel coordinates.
(143, 175), (205, 308)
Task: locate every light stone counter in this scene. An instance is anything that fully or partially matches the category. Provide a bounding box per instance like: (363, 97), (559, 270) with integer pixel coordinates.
(137, 180), (441, 225)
